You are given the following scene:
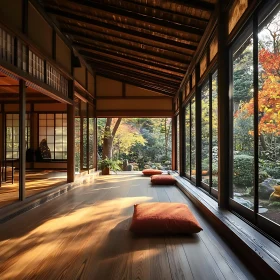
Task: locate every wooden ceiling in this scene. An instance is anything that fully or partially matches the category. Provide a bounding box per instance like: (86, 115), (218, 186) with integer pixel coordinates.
(38, 0), (217, 97)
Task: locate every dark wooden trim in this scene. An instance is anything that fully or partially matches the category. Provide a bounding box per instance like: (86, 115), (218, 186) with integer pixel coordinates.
(22, 0), (28, 34)
(19, 79), (26, 201)
(253, 13), (259, 221)
(79, 48), (185, 75)
(52, 29), (56, 61)
(172, 116), (176, 170)
(217, 1), (229, 208)
(46, 7), (199, 46)
(96, 96), (171, 100)
(13, 38), (18, 68)
(179, 91), (185, 177)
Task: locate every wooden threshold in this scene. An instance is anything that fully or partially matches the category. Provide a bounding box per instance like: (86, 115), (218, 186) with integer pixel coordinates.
(171, 172), (280, 279)
(0, 174), (256, 279)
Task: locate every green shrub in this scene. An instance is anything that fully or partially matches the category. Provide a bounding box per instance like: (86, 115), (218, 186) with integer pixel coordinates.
(258, 170), (270, 183)
(233, 154), (254, 188)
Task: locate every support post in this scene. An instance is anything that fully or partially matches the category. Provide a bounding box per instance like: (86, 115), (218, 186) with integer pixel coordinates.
(217, 1), (230, 208)
(67, 81), (75, 182)
(171, 116), (176, 170)
(19, 79), (26, 200)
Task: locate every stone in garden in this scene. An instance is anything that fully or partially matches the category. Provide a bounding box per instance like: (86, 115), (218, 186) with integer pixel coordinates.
(234, 197), (253, 209)
(269, 185), (280, 202)
(258, 180), (275, 199)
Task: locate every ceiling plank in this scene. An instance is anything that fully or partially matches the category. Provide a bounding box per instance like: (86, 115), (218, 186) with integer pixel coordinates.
(73, 40), (189, 65)
(81, 50), (183, 78)
(114, 0), (210, 23)
(78, 48), (186, 75)
(45, 7), (200, 46)
(172, 0), (215, 11)
(91, 62), (179, 89)
(68, 0), (204, 35)
(61, 27), (196, 55)
(96, 70), (176, 97)
(84, 54), (181, 82)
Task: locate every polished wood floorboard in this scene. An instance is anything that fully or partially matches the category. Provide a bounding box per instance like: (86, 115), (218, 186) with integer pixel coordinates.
(0, 174), (256, 280)
(0, 170), (67, 208)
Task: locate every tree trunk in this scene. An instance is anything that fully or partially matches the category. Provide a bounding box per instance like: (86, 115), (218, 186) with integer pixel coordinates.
(102, 118), (122, 159)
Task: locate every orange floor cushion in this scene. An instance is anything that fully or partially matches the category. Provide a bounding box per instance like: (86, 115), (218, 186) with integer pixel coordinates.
(142, 169), (163, 176)
(129, 202), (202, 235)
(151, 174), (176, 185)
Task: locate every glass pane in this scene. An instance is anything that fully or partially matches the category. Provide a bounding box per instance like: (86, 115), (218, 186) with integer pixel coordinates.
(47, 136), (54, 143)
(201, 83), (210, 185)
(191, 97), (196, 180)
(212, 71), (219, 190)
(47, 120), (54, 126)
(258, 9), (280, 225)
(232, 31), (254, 209)
(39, 120), (46, 126)
(47, 127), (54, 135)
(56, 119), (62, 126)
(185, 105), (191, 176)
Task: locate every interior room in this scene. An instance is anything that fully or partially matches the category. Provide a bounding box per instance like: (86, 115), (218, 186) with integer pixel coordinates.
(0, 0), (279, 279)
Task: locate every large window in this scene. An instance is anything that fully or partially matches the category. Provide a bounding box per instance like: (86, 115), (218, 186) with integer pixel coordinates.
(6, 114), (30, 159)
(184, 96), (196, 181)
(38, 113), (67, 160)
(200, 71), (219, 194)
(230, 4), (280, 238)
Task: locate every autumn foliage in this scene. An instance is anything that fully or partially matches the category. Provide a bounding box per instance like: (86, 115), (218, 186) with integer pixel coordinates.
(239, 48), (280, 135)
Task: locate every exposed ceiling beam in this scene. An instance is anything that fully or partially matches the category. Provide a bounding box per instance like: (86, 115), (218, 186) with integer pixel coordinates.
(115, 0), (209, 23)
(81, 50), (184, 78)
(91, 62), (180, 89)
(78, 49), (185, 75)
(46, 7), (200, 45)
(73, 41), (189, 65)
(84, 54), (181, 82)
(68, 0), (204, 35)
(172, 0), (215, 11)
(62, 27), (196, 55)
(96, 70), (176, 97)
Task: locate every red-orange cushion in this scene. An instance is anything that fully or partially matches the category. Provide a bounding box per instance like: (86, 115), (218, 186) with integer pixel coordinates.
(142, 169), (162, 176)
(129, 202), (202, 234)
(151, 174), (176, 185)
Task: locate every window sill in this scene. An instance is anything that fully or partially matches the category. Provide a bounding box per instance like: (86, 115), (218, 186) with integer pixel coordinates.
(170, 172), (280, 279)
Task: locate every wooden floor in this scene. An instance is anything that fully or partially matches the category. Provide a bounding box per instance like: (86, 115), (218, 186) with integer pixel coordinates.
(0, 170), (67, 208)
(0, 174), (256, 280)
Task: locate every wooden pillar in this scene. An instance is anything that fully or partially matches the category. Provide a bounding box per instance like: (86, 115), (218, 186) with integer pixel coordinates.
(67, 81), (75, 182)
(217, 1), (230, 208)
(19, 79), (26, 200)
(179, 92), (185, 176)
(171, 116), (176, 170)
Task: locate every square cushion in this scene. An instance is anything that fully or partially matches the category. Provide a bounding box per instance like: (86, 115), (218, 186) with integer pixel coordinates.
(142, 169), (162, 176)
(151, 174), (176, 185)
(129, 202), (202, 234)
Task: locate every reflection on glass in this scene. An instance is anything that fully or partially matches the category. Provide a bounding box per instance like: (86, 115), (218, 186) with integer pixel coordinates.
(258, 10), (280, 225)
(232, 32), (254, 209)
(191, 97), (196, 180)
(212, 71), (219, 190)
(201, 83), (210, 184)
(185, 104), (191, 176)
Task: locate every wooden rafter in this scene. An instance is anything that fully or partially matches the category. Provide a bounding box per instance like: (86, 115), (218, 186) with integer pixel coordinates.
(91, 62), (180, 89)
(78, 49), (186, 75)
(84, 54), (182, 82)
(172, 0), (215, 11)
(45, 7), (200, 45)
(61, 27), (196, 54)
(73, 41), (189, 65)
(68, 0), (204, 35)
